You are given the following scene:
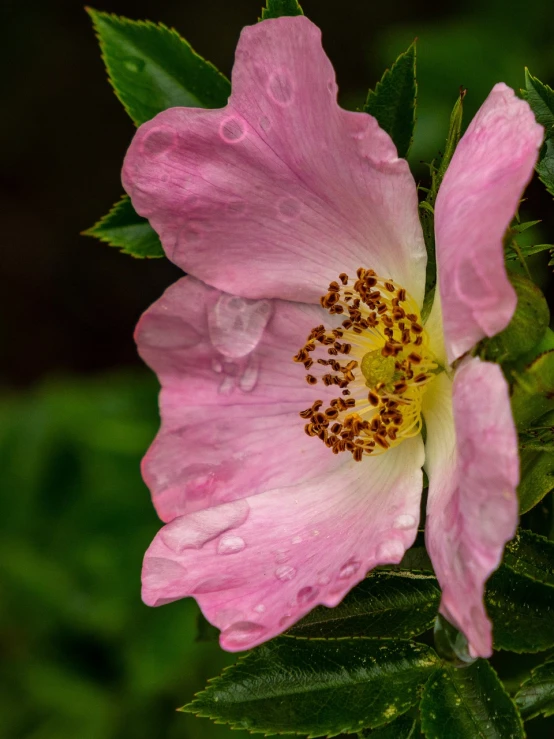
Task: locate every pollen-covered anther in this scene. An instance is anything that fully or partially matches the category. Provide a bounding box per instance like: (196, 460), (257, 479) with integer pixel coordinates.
(294, 269), (439, 461)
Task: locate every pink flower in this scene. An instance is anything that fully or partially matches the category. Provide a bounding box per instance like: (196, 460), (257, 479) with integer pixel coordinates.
(122, 17), (543, 655)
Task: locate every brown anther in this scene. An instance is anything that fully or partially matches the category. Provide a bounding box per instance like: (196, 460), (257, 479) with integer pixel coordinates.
(353, 447), (364, 462)
(414, 336), (423, 346)
(339, 273), (349, 284)
(304, 424), (317, 436)
(377, 304), (388, 315)
(356, 268), (366, 279)
(394, 381), (408, 394)
(325, 408), (339, 419)
(382, 315), (394, 328)
(342, 389), (351, 395)
(414, 373), (428, 383)
(303, 358), (314, 369)
(411, 322), (423, 334)
(401, 330), (411, 345)
(306, 374), (317, 385)
(331, 422), (342, 434)
(392, 308), (405, 321)
(327, 347), (338, 356)
(368, 391), (380, 406)
(300, 408), (313, 419)
(385, 281), (395, 293)
(375, 434), (390, 449)
(406, 313), (418, 322)
(408, 352), (422, 364)
(397, 288), (406, 302)
(328, 281), (340, 292)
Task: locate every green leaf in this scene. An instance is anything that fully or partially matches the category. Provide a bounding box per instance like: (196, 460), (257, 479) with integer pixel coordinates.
(487, 565), (554, 652)
(420, 661), (524, 739)
(525, 69), (554, 198)
(260, 0), (304, 20)
(421, 89), (465, 300)
(515, 658), (554, 719)
(360, 713), (418, 737)
(505, 243), (553, 261)
(83, 196), (163, 258)
(287, 571), (439, 639)
(510, 219), (542, 234)
(364, 42), (417, 159)
(518, 416), (554, 513)
(183, 638), (439, 736)
(511, 351), (554, 431)
(483, 273), (550, 362)
(503, 529), (554, 585)
(87, 8), (231, 126)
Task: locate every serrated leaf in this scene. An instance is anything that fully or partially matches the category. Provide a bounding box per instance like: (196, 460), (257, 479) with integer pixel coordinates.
(486, 565), (554, 652)
(83, 195), (163, 258)
(511, 350), (554, 431)
(525, 69), (554, 198)
(360, 713), (418, 737)
(261, 0), (304, 20)
(287, 571), (439, 640)
(183, 638), (438, 736)
(517, 416), (554, 514)
(87, 8), (231, 126)
(420, 661), (524, 739)
(364, 42), (416, 159)
(503, 529), (554, 585)
(505, 243), (553, 260)
(515, 658), (554, 719)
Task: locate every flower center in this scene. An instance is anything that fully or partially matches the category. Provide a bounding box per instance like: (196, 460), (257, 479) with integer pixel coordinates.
(294, 268), (438, 461)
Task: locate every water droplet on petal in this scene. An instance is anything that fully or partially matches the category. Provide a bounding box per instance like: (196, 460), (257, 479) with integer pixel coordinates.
(193, 576), (246, 593)
(142, 557), (186, 587)
(297, 586), (319, 606)
(239, 359), (259, 393)
(317, 573), (330, 586)
(291, 535), (302, 545)
(260, 116), (271, 132)
(142, 127), (176, 156)
(267, 70), (294, 105)
(274, 549), (290, 564)
(376, 539), (405, 562)
(208, 294), (272, 358)
(219, 116), (247, 143)
(393, 514), (416, 530)
(277, 196), (301, 220)
(327, 79), (337, 95)
(217, 534), (246, 555)
(221, 621), (267, 648)
(212, 358), (223, 374)
(161, 499), (249, 553)
(218, 375), (235, 395)
(275, 565), (297, 582)
(338, 559), (361, 580)
(253, 604), (266, 614)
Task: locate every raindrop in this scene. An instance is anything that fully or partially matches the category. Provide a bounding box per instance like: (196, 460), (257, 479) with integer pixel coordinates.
(253, 604), (266, 614)
(376, 539), (405, 562)
(219, 117), (247, 143)
(297, 586), (319, 606)
(123, 56), (145, 73)
(212, 358), (223, 374)
(239, 361), (259, 393)
(142, 127), (175, 156)
(275, 565), (297, 582)
(217, 535), (246, 555)
(193, 576), (245, 593)
(260, 116), (271, 132)
(291, 535), (302, 545)
(208, 294), (272, 358)
(393, 514), (416, 530)
(317, 573), (330, 586)
(338, 559), (361, 580)
(274, 549), (290, 564)
(221, 621), (267, 648)
(267, 70), (294, 105)
(218, 375), (235, 395)
(160, 499), (249, 553)
(277, 197), (301, 219)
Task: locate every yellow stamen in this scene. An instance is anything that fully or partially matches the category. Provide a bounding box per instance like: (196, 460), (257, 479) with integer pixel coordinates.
(294, 268), (438, 462)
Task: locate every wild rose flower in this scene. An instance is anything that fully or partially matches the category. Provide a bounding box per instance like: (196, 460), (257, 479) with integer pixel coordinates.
(122, 17), (542, 655)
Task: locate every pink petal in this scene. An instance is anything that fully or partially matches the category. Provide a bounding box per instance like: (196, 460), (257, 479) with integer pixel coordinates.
(122, 17), (426, 306)
(423, 358), (519, 657)
(435, 83), (543, 363)
(142, 436), (424, 651)
(136, 276), (344, 523)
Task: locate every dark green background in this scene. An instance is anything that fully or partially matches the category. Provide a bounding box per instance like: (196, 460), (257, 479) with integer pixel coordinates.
(1, 0), (553, 737)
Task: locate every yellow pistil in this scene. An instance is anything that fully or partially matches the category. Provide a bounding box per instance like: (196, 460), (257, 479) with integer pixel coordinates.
(293, 268), (439, 462)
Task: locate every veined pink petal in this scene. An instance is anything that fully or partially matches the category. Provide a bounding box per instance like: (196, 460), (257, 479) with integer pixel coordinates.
(423, 359), (519, 657)
(136, 276), (344, 523)
(142, 436), (424, 651)
(435, 83), (543, 363)
(122, 17), (427, 306)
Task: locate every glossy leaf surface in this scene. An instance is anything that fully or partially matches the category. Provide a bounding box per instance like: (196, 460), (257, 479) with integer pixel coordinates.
(421, 661), (524, 738)
(287, 571), (439, 639)
(184, 638), (438, 736)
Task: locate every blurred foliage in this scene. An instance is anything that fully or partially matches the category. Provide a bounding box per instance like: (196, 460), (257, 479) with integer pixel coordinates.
(0, 372), (249, 739)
